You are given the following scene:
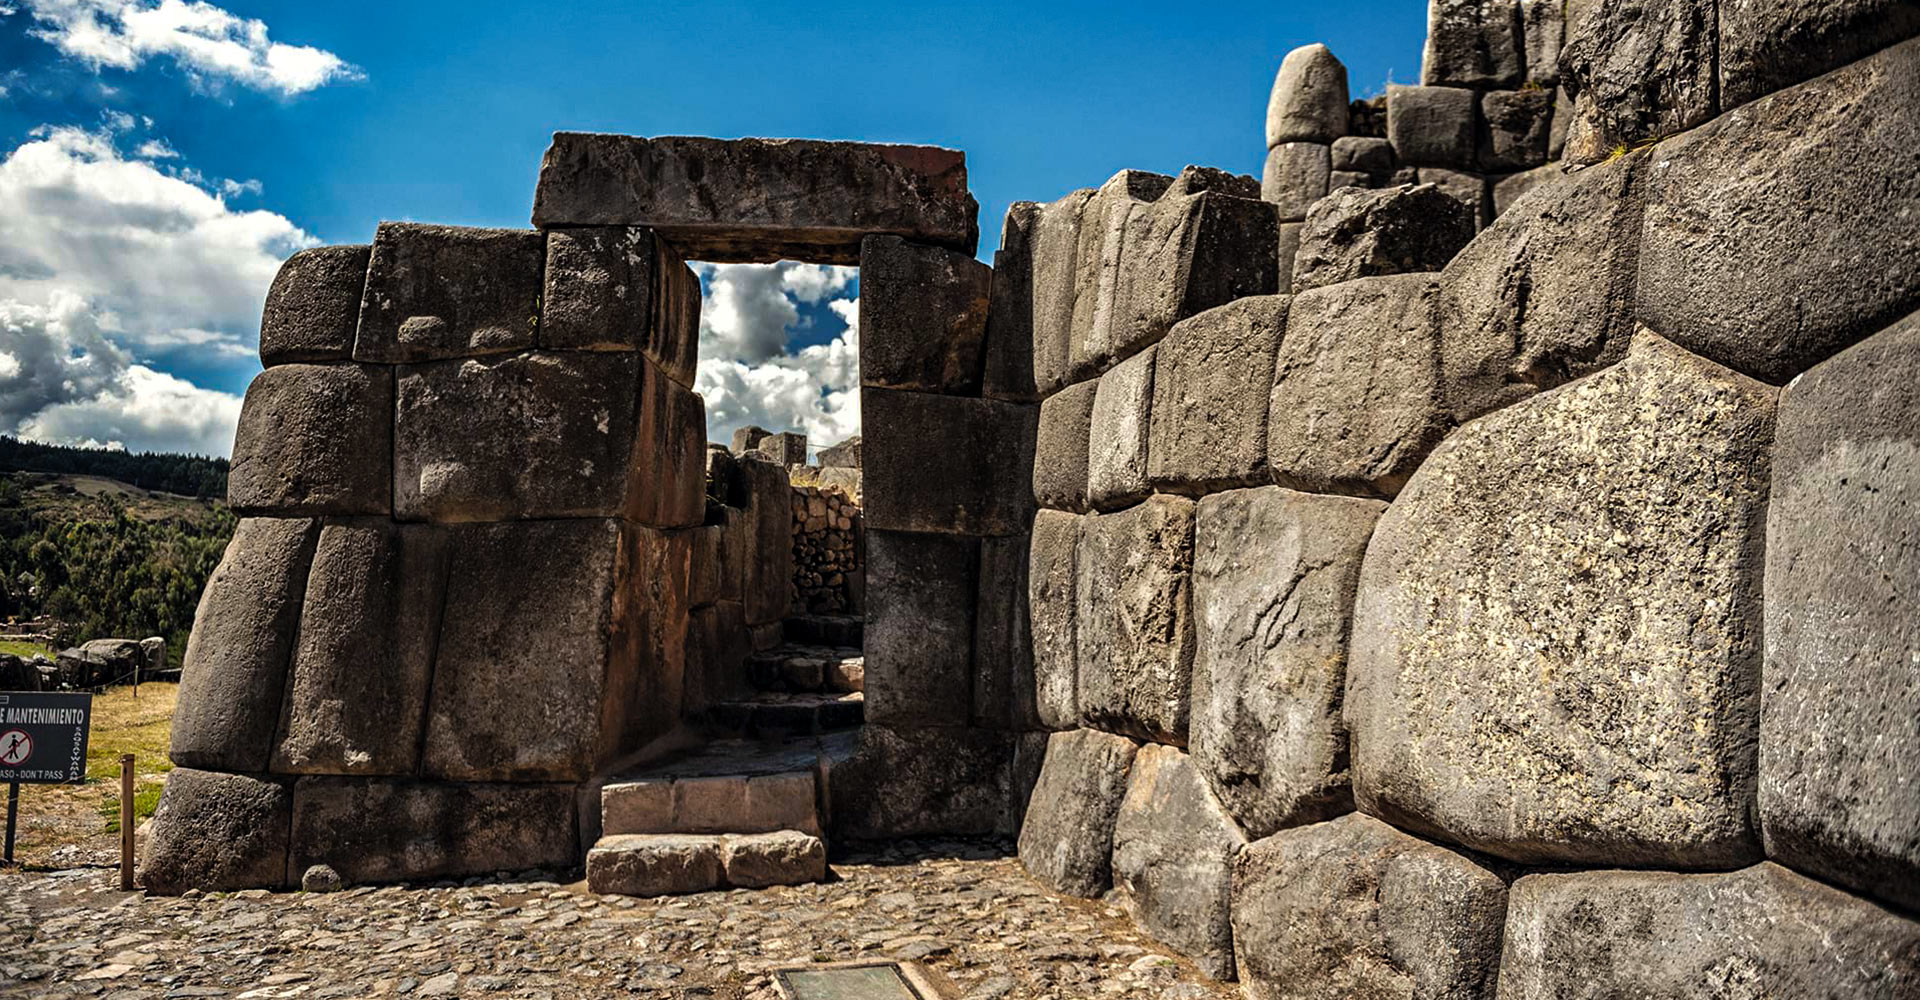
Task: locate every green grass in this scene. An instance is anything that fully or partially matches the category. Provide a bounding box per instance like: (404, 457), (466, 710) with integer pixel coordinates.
(97, 781), (163, 833)
(0, 639), (51, 658)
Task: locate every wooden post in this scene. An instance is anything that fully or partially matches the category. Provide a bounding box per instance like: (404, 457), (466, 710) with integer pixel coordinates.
(119, 754), (134, 891)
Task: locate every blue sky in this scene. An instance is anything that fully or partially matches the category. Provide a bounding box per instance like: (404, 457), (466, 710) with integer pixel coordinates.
(0, 0), (1426, 456)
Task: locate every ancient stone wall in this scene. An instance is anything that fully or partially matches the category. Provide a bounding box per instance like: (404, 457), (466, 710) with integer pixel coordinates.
(1010, 4), (1920, 993)
(789, 484), (863, 615)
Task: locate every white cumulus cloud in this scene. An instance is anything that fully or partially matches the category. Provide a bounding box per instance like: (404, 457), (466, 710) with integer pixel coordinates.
(693, 262), (861, 452)
(19, 0), (362, 96)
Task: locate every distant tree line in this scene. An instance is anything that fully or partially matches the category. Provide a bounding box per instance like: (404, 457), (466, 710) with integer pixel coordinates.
(0, 435), (228, 499)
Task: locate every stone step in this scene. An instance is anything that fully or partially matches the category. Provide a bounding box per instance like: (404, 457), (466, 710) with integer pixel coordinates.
(783, 614), (864, 648)
(703, 692), (864, 740)
(747, 643), (865, 694)
(585, 830), (828, 896)
(600, 731), (858, 839)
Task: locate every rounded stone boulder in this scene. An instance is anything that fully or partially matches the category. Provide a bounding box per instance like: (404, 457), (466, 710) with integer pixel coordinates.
(1266, 44), (1351, 147)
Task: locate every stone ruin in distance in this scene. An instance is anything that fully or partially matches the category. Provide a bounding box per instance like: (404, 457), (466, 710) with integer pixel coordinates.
(144, 1), (1920, 994)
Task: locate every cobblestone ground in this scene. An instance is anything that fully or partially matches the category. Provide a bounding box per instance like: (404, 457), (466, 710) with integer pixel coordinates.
(1, 839), (1237, 999)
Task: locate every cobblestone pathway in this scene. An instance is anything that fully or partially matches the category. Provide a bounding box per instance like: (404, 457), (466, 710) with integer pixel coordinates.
(1, 839), (1235, 999)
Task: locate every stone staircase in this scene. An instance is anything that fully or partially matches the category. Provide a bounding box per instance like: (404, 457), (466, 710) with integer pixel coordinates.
(585, 615), (865, 896)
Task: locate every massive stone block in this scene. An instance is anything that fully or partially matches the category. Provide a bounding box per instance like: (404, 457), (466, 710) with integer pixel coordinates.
(1498, 865), (1920, 999)
(1331, 137), (1395, 177)
(1110, 174), (1280, 365)
(1289, 184), (1474, 294)
(1086, 346), (1155, 512)
(1477, 89), (1552, 171)
(1031, 190), (1095, 394)
(983, 201), (1040, 402)
(541, 226), (700, 385)
(1232, 814), (1507, 1000)
(1436, 150), (1644, 422)
(353, 223), (544, 363)
(141, 770), (292, 894)
(1068, 170), (1172, 378)
(1191, 487), (1384, 839)
(227, 363), (393, 516)
(1018, 729), (1139, 898)
(831, 724), (1017, 838)
(1386, 85), (1477, 168)
(531, 134), (980, 264)
(1029, 510), (1083, 730)
(1076, 495), (1196, 745)
(737, 454), (793, 625)
(1761, 310), (1920, 913)
(864, 529), (979, 727)
(1520, 0), (1564, 86)
(1636, 38), (1920, 383)
(423, 520), (685, 782)
(1260, 143), (1329, 222)
(171, 518), (319, 772)
(1415, 168), (1489, 229)
(862, 388), (1036, 537)
(1719, 0), (1920, 109)
(259, 245), (369, 366)
(1146, 296), (1289, 494)
(1347, 332), (1775, 867)
(1266, 43), (1351, 146)
(272, 522), (449, 776)
(394, 352), (703, 526)
(288, 778), (578, 886)
(1423, 0), (1525, 89)
(1267, 274), (1449, 499)
(684, 599), (751, 715)
(1558, 0), (1718, 162)
(859, 234), (992, 394)
(1032, 379), (1097, 513)
(973, 532), (1037, 730)
(1489, 161), (1562, 217)
(1111, 744), (1247, 981)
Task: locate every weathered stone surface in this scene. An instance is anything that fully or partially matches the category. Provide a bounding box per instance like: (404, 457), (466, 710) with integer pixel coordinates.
(1031, 190), (1095, 394)
(1028, 510), (1083, 731)
(291, 778), (578, 887)
(1328, 170), (1369, 193)
(424, 520), (684, 782)
(353, 223), (544, 363)
(983, 202), (1040, 401)
(1275, 221), (1302, 294)
(1233, 814), (1507, 1000)
(541, 227), (700, 385)
(1499, 864), (1920, 999)
(1347, 332), (1775, 867)
(862, 388), (1035, 536)
(816, 435), (862, 469)
(1076, 495), (1195, 745)
(1266, 44), (1351, 146)
(227, 364), (393, 516)
(141, 770), (292, 894)
(259, 245), (369, 366)
(1145, 296), (1289, 494)
(587, 834), (723, 896)
(1331, 136), (1394, 176)
(1268, 275), (1448, 498)
(1086, 346), (1155, 512)
(1191, 487), (1384, 839)
(272, 522), (448, 776)
(1162, 165), (1261, 201)
(1521, 0), (1565, 86)
(301, 864), (345, 893)
(721, 831), (828, 889)
(1290, 184), (1474, 294)
(1558, 0), (1718, 163)
(1720, 0), (1920, 109)
(1111, 744), (1247, 981)
(865, 529), (979, 727)
(1386, 85), (1477, 168)
(1490, 161), (1561, 216)
(731, 425), (771, 456)
(1068, 170), (1173, 378)
(1636, 38), (1920, 383)
(1437, 150), (1642, 422)
(1423, 0), (1525, 88)
(532, 134), (979, 264)
(1260, 143), (1329, 222)
(1414, 168), (1488, 229)
(859, 234), (992, 394)
(683, 600), (751, 715)
(171, 518), (319, 771)
(973, 532), (1037, 730)
(1478, 89), (1552, 171)
(630, 358), (710, 527)
(1033, 380), (1097, 513)
(1018, 729), (1139, 897)
(831, 724), (1016, 838)
(1109, 175), (1281, 364)
(1761, 311), (1920, 913)
(738, 454), (793, 625)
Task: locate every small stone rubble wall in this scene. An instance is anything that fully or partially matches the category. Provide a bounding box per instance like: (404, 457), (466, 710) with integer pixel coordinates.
(789, 484), (862, 615)
(1008, 5), (1920, 994)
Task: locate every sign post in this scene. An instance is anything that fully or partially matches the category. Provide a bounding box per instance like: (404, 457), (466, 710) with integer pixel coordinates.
(0, 691), (94, 865)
